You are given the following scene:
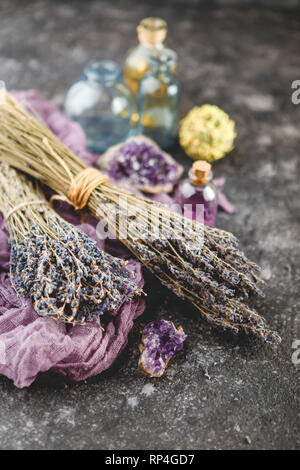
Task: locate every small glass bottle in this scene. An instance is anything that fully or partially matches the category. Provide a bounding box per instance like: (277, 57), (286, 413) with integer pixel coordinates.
(175, 161), (219, 227)
(124, 17), (178, 126)
(137, 53), (180, 149)
(64, 60), (133, 153)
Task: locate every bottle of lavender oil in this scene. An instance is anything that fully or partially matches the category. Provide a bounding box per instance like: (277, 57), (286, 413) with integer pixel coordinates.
(176, 161), (219, 227)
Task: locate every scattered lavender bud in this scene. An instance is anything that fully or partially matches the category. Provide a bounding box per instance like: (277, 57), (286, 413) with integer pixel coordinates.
(139, 320), (187, 378)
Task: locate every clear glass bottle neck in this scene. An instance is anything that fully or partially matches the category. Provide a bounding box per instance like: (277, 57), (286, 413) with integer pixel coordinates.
(149, 57), (172, 75)
(139, 40), (165, 50)
(84, 60), (120, 85)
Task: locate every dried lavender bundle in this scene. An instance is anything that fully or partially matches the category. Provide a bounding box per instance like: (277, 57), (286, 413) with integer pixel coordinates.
(0, 163), (142, 326)
(0, 91), (281, 343)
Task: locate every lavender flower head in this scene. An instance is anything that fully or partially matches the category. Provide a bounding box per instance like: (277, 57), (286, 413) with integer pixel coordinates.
(10, 223), (141, 326)
(0, 164), (143, 327)
(139, 320), (187, 377)
(97, 136), (183, 194)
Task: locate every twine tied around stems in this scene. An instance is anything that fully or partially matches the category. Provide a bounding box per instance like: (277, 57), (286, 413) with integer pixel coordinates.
(5, 200), (49, 220)
(42, 138), (109, 211)
(67, 167), (109, 211)
(43, 135), (109, 211)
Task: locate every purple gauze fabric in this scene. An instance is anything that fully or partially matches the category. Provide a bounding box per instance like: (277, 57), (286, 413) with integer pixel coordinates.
(0, 90), (146, 388)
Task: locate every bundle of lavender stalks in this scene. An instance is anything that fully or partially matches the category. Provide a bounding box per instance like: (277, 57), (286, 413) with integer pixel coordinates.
(0, 163), (142, 326)
(0, 90), (281, 344)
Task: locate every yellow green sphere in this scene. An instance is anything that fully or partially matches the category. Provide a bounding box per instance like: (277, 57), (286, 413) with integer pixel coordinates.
(179, 105), (236, 162)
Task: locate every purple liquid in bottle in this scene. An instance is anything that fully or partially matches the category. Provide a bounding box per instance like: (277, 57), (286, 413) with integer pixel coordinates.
(176, 161), (218, 227)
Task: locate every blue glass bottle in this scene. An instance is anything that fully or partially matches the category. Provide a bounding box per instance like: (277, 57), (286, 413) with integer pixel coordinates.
(64, 60), (133, 152)
(136, 52), (180, 149)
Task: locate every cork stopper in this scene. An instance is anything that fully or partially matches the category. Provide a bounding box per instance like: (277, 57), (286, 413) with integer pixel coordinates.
(191, 161), (212, 185)
(137, 18), (167, 46)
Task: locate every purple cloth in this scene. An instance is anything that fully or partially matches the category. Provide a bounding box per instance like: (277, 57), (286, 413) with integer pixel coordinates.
(213, 177), (236, 215)
(0, 91), (146, 388)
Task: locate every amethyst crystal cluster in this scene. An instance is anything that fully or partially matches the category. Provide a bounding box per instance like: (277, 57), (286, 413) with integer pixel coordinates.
(97, 136), (183, 194)
(139, 320), (187, 377)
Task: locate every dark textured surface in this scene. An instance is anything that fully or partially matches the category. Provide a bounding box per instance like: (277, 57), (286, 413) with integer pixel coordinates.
(0, 0), (299, 450)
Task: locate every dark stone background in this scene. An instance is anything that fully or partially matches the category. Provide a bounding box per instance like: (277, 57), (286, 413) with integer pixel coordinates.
(0, 0), (299, 450)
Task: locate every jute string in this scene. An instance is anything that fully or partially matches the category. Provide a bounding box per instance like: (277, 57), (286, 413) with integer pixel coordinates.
(41, 138), (109, 211)
(5, 200), (49, 220)
(68, 168), (109, 211)
(51, 168), (109, 211)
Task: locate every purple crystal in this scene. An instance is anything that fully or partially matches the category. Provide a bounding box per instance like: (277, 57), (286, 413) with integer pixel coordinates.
(97, 136), (183, 194)
(139, 320), (187, 378)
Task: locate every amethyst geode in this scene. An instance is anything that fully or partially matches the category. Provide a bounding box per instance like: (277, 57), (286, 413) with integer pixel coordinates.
(139, 320), (187, 378)
(97, 136), (183, 194)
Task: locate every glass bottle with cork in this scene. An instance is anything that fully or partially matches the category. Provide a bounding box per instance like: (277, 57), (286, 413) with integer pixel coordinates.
(124, 17), (178, 126)
(176, 161), (219, 227)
